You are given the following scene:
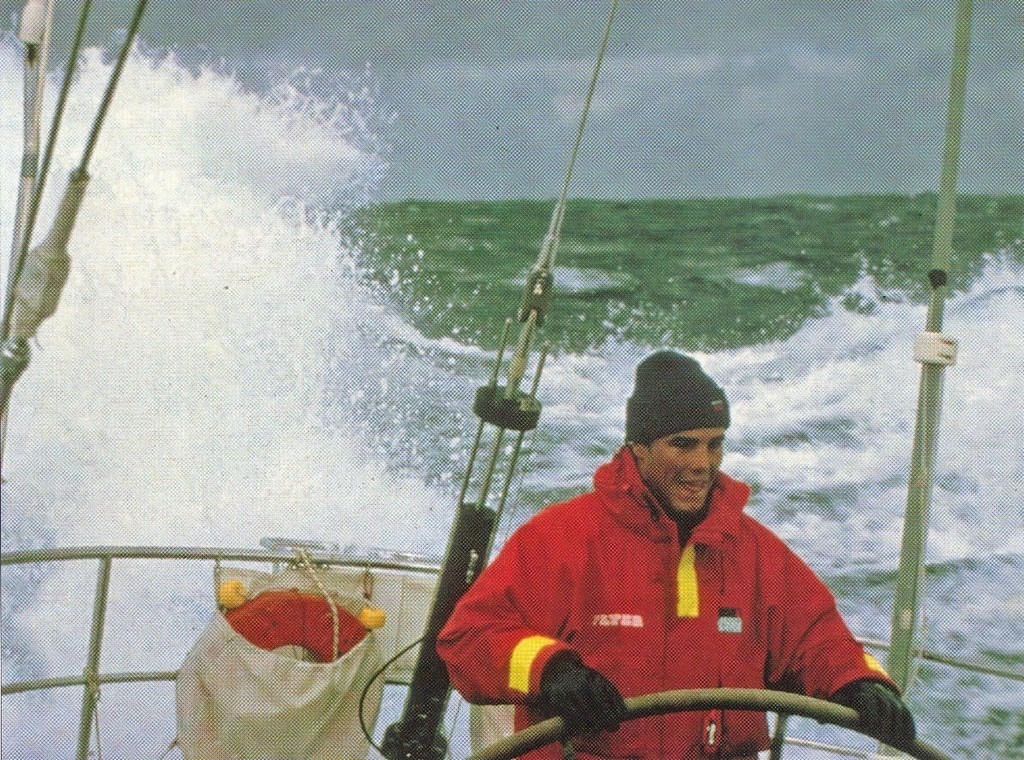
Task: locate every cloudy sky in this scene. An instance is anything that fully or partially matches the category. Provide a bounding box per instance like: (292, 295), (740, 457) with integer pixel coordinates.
(26, 0), (1024, 200)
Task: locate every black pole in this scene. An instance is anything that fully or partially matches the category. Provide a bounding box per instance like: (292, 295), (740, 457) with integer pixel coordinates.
(381, 501), (496, 759)
(380, 5), (616, 753)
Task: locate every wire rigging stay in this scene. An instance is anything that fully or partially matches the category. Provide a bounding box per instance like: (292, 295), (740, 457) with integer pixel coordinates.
(0, 0), (148, 464)
(378, 3), (620, 758)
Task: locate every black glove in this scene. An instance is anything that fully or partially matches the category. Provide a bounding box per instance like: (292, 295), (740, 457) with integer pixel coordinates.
(831, 680), (916, 747)
(536, 652), (628, 735)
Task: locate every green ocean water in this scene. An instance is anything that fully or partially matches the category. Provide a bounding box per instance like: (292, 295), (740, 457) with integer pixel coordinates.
(346, 194), (1024, 758)
(356, 195), (1022, 352)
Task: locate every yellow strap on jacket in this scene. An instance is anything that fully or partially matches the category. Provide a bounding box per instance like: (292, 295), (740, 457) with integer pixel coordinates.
(508, 635), (558, 693)
(677, 544), (699, 618)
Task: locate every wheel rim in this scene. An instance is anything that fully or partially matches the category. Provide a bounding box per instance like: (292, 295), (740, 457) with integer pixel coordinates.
(467, 688), (951, 760)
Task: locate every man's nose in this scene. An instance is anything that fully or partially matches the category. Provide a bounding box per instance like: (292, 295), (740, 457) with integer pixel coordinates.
(687, 445), (712, 471)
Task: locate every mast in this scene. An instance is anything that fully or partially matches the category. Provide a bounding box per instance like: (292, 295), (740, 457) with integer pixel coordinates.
(886, 0), (973, 694)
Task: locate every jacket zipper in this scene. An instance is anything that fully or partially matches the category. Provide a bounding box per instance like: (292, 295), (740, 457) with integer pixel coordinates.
(709, 544), (728, 756)
(658, 538), (676, 759)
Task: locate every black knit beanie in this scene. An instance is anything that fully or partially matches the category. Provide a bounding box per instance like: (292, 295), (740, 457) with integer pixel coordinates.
(625, 351), (730, 444)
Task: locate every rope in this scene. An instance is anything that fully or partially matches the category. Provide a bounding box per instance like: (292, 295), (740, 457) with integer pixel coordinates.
(295, 549), (340, 661)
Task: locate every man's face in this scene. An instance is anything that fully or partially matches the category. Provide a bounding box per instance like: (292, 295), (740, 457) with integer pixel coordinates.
(631, 427), (726, 516)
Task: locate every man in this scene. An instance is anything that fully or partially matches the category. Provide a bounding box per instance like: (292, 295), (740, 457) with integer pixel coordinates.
(438, 351), (916, 758)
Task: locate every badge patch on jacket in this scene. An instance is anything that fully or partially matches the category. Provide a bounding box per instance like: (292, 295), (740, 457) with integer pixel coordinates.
(717, 608), (742, 634)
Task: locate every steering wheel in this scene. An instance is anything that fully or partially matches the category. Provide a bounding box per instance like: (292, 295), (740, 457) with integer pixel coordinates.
(467, 688), (951, 760)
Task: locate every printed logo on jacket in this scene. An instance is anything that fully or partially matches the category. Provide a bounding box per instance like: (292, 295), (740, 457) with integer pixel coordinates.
(592, 613), (644, 628)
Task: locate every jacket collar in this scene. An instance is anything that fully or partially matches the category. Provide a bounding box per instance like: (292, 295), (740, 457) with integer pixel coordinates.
(593, 446), (751, 546)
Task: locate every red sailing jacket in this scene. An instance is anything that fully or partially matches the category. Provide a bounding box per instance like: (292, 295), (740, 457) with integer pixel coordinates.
(437, 447), (897, 759)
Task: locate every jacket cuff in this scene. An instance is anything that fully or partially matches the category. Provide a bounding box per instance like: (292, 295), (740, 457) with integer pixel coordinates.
(507, 635), (571, 696)
(829, 652), (901, 697)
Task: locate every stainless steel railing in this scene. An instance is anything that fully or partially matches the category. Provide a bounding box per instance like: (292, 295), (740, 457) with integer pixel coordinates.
(3, 545), (1022, 759)
(1, 544), (441, 759)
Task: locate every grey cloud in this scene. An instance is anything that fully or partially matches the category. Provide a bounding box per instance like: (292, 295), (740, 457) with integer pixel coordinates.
(27, 0), (1021, 199)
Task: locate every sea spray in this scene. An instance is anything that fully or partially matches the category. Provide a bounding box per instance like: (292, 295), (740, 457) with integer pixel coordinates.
(0, 41), (442, 758)
(1, 41), (445, 551)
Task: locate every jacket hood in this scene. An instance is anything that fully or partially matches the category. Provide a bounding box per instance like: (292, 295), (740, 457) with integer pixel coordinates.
(593, 446), (751, 545)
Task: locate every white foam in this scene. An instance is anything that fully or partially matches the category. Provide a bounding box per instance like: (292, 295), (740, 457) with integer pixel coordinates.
(732, 261), (809, 291)
(0, 39), (448, 756)
(534, 256), (1024, 566)
(2, 41), (448, 553)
